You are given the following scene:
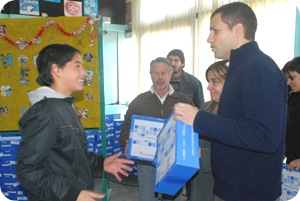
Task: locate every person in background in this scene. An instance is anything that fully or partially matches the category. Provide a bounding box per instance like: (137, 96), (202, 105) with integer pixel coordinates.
(282, 57), (300, 172)
(190, 60), (228, 201)
(167, 49), (204, 109)
(16, 44), (134, 201)
(120, 57), (193, 201)
(173, 2), (287, 201)
(167, 49), (204, 200)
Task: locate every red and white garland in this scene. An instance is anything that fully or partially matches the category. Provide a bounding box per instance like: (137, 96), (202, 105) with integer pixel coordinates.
(0, 16), (100, 49)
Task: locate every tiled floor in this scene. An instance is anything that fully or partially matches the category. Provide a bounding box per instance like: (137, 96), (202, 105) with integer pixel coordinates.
(94, 174), (188, 201)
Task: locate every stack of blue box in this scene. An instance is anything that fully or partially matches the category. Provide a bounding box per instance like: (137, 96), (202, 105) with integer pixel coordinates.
(94, 114), (137, 175)
(0, 134), (27, 201)
(113, 119), (123, 153)
(105, 120), (115, 156)
(92, 114), (123, 156)
(92, 127), (115, 156)
(85, 131), (96, 152)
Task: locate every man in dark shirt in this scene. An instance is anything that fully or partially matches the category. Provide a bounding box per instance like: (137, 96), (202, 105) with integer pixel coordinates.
(167, 49), (204, 109)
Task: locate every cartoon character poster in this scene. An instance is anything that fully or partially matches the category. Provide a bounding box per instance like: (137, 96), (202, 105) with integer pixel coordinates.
(19, 0), (40, 16)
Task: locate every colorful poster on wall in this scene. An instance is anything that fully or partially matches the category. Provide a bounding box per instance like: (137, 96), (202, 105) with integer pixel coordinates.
(19, 0), (40, 15)
(83, 0), (98, 16)
(0, 16), (101, 131)
(64, 0), (82, 16)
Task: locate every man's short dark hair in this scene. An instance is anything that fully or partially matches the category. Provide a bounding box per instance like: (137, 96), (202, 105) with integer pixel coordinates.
(211, 2), (257, 40)
(167, 49), (185, 64)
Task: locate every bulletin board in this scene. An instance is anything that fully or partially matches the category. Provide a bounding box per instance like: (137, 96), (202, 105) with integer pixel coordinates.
(0, 16), (101, 131)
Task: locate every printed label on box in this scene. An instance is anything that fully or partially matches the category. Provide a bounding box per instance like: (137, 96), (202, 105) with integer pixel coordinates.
(128, 115), (165, 162)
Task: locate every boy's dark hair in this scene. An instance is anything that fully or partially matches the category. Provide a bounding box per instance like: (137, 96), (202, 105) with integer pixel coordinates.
(282, 61), (291, 74)
(287, 57), (300, 73)
(36, 44), (81, 86)
(212, 2), (257, 40)
(167, 49), (185, 64)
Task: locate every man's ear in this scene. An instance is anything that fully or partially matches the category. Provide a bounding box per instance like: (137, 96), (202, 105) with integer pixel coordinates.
(233, 23), (244, 38)
(51, 64), (61, 79)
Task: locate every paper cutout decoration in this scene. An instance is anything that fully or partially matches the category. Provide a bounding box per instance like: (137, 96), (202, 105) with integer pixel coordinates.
(84, 52), (93, 62)
(18, 55), (28, 65)
(85, 69), (94, 86)
(20, 68), (30, 85)
(0, 16), (99, 48)
(1, 53), (13, 68)
(0, 106), (8, 115)
(1, 86), (12, 96)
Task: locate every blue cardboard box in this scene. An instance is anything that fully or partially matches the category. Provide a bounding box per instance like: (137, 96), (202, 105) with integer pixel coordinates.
(154, 114), (199, 196)
(0, 134), (28, 200)
(128, 115), (166, 162)
(280, 163), (300, 201)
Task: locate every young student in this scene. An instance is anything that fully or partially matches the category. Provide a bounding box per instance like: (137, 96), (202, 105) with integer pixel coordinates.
(173, 2), (287, 201)
(282, 57), (300, 172)
(16, 44), (134, 201)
